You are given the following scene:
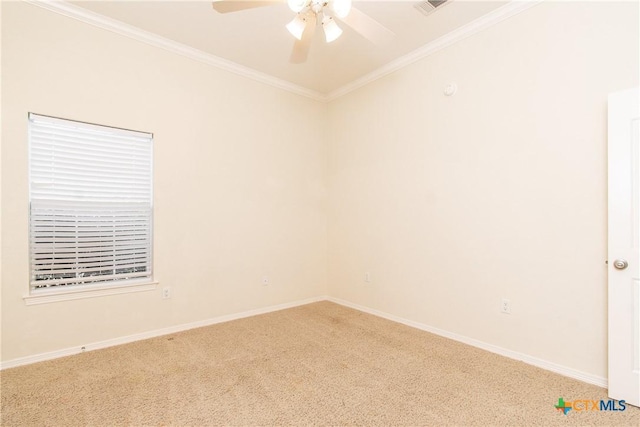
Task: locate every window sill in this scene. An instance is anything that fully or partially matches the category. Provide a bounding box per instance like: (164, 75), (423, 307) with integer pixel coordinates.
(23, 281), (159, 305)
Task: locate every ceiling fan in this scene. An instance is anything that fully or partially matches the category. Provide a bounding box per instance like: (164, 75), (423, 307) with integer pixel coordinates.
(211, 0), (395, 63)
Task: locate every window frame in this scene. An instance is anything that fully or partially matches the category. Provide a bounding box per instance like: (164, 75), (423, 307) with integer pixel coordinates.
(24, 113), (157, 305)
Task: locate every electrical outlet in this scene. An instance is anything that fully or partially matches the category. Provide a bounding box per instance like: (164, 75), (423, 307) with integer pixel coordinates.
(262, 276), (269, 286)
(162, 287), (171, 299)
(501, 298), (511, 314)
(364, 272), (371, 283)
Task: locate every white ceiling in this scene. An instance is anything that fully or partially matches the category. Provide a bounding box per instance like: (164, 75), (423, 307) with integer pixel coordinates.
(69, 1), (509, 96)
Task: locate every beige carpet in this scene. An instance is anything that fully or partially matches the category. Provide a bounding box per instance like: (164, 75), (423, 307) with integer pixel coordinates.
(1, 301), (638, 426)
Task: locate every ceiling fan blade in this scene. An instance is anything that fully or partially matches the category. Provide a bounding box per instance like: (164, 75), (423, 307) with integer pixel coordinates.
(339, 7), (395, 45)
(211, 1), (283, 14)
(290, 14), (317, 64)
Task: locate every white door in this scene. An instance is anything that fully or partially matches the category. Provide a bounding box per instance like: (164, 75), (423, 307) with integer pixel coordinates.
(608, 87), (640, 407)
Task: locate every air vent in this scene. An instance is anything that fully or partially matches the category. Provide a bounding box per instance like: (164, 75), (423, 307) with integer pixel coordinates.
(414, 0), (450, 17)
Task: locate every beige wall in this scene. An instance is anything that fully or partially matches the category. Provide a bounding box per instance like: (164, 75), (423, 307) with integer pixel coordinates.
(1, 2), (327, 361)
(1, 0), (639, 382)
(0, 0), (4, 362)
(327, 0), (639, 379)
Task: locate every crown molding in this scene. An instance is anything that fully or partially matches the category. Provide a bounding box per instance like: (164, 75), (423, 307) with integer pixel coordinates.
(23, 0), (327, 102)
(24, 0), (542, 103)
(325, 0), (544, 101)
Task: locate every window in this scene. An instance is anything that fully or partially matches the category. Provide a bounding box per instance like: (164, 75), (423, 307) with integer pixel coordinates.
(28, 113), (153, 295)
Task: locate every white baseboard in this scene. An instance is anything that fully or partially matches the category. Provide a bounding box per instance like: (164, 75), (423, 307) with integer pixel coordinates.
(0, 295), (326, 370)
(326, 296), (608, 389)
(0, 294), (609, 389)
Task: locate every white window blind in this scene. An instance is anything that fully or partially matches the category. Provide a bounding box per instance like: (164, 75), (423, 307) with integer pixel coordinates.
(29, 113), (153, 292)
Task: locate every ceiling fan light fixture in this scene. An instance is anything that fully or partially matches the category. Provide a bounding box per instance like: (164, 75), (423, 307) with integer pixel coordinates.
(286, 14), (307, 40)
(322, 16), (342, 43)
(331, 0), (352, 18)
(288, 0), (309, 13)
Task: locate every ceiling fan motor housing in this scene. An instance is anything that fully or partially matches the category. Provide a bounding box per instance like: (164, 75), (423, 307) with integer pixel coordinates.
(289, 0), (351, 18)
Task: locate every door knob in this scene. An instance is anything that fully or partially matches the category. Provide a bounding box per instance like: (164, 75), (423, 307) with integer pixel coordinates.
(613, 259), (628, 270)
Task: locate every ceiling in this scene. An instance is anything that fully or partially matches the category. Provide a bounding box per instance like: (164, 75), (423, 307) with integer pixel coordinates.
(69, 1), (509, 96)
